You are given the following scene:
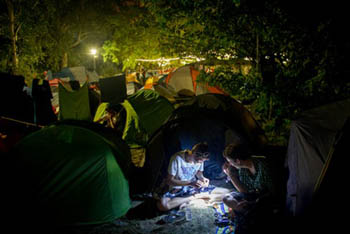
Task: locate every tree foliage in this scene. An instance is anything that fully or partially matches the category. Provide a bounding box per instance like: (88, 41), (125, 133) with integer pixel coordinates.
(0, 0), (348, 144)
(101, 3), (162, 71)
(142, 0), (349, 144)
(0, 0), (115, 82)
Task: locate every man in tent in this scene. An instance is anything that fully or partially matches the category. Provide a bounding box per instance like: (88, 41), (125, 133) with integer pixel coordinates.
(155, 142), (213, 211)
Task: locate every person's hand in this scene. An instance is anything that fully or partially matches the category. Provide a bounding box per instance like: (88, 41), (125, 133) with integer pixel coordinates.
(222, 162), (238, 178)
(202, 178), (210, 187)
(190, 180), (203, 188)
(222, 162), (231, 175)
(197, 178), (210, 188)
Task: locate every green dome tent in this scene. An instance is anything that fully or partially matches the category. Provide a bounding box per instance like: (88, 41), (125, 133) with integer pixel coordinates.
(94, 89), (175, 167)
(137, 93), (268, 193)
(121, 89), (174, 145)
(11, 123), (131, 227)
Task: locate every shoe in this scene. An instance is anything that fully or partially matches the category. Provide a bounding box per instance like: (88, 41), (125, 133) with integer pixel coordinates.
(214, 217), (233, 227)
(156, 213), (186, 224)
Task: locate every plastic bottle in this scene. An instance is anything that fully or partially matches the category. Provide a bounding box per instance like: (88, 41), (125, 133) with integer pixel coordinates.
(185, 207), (192, 221)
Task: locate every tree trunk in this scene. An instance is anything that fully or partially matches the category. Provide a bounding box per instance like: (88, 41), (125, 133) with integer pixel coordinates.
(256, 33), (259, 72)
(61, 52), (68, 69)
(6, 0), (18, 74)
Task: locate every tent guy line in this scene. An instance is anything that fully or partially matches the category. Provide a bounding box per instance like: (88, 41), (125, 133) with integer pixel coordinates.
(0, 116), (44, 128)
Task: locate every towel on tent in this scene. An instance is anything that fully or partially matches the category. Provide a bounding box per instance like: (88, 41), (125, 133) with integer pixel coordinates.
(99, 75), (127, 105)
(58, 82), (91, 121)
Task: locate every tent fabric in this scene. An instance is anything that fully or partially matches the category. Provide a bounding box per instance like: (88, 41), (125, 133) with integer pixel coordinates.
(121, 89), (175, 167)
(175, 94), (268, 147)
(58, 82), (91, 121)
(47, 67), (99, 85)
(126, 82), (143, 95)
(144, 84), (178, 103)
(86, 70), (99, 83)
(143, 76), (159, 89)
(126, 72), (141, 84)
(137, 93), (267, 193)
(126, 89), (174, 136)
(121, 99), (147, 147)
(121, 89), (174, 146)
(285, 99), (350, 216)
(166, 65), (195, 93)
(99, 75), (127, 105)
(11, 123), (131, 226)
(50, 67), (87, 84)
(93, 102), (110, 122)
(165, 65), (227, 96)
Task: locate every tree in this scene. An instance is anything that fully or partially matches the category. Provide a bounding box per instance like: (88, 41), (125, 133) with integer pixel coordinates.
(101, 1), (167, 72)
(0, 0), (117, 80)
(145, 0), (350, 145)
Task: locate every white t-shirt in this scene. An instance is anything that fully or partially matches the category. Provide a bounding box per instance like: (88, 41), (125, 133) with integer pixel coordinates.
(168, 150), (204, 189)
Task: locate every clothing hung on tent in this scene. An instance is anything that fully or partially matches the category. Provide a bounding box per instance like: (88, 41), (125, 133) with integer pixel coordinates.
(99, 74), (127, 105)
(31, 79), (56, 125)
(58, 82), (91, 121)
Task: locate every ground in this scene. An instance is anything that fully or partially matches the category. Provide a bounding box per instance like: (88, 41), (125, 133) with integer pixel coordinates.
(52, 179), (234, 234)
(112, 200), (220, 234)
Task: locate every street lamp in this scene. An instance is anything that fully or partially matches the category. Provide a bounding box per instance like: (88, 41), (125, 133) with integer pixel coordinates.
(90, 48), (97, 71)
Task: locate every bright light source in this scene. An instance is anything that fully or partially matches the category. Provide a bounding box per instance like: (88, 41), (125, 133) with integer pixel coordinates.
(90, 48), (97, 55)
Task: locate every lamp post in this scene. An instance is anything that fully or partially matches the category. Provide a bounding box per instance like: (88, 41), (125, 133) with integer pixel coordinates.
(90, 48), (97, 71)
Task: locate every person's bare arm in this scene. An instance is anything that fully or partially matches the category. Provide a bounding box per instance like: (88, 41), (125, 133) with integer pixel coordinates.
(166, 174), (202, 188)
(222, 162), (248, 193)
(196, 170), (209, 187)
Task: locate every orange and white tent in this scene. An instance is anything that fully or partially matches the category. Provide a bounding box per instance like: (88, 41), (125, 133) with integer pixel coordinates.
(143, 76), (159, 90)
(164, 65), (227, 95)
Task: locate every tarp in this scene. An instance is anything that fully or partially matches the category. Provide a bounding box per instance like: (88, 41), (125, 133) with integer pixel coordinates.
(285, 99), (350, 216)
(10, 123), (131, 226)
(58, 82), (91, 121)
(99, 74), (127, 105)
(48, 66), (89, 85)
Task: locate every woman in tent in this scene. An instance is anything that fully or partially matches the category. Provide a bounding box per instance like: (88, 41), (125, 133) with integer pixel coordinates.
(221, 142), (277, 232)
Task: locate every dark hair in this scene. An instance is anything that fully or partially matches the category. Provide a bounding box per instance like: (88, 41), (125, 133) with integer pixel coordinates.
(192, 142), (210, 159)
(223, 143), (252, 160)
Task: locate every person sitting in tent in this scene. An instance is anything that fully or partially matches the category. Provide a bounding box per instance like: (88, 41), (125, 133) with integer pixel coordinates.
(94, 104), (125, 132)
(155, 142), (213, 211)
(221, 142), (277, 229)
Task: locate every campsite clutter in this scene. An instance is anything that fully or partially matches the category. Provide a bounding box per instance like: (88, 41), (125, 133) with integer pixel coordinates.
(1, 66), (271, 233)
(1, 65), (348, 233)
